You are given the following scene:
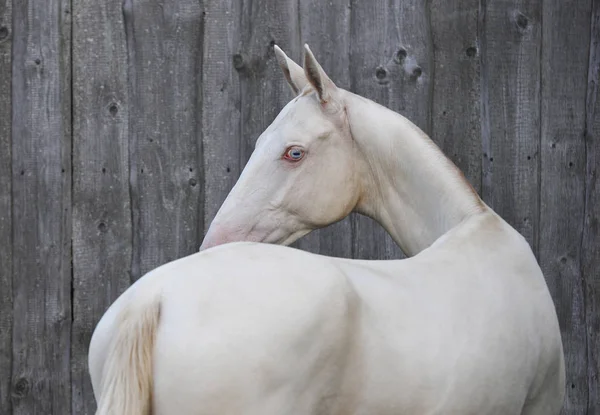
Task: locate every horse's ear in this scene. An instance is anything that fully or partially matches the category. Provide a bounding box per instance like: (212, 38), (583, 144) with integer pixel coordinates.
(274, 45), (309, 95)
(303, 44), (336, 104)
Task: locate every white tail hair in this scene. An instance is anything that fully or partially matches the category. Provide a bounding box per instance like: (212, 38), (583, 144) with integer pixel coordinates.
(95, 291), (161, 415)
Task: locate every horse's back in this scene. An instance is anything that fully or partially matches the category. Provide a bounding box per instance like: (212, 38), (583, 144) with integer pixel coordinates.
(339, 212), (564, 414)
(151, 243), (361, 414)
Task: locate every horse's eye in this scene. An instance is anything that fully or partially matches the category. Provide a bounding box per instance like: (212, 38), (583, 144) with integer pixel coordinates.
(283, 146), (305, 162)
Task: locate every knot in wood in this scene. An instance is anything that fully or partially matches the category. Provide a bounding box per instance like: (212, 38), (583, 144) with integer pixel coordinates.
(515, 12), (529, 30)
(13, 378), (30, 398)
(0, 27), (8, 41)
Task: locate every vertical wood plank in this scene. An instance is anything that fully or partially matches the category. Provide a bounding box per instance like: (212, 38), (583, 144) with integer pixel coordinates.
(202, 0), (242, 233)
(349, 0), (431, 259)
(540, 0), (591, 412)
(584, 0), (600, 411)
(295, 0), (353, 258)
(126, 0), (204, 279)
(238, 0), (300, 165)
(480, 0), (541, 252)
(0, 0), (12, 412)
(10, 0), (72, 413)
(430, 0), (481, 193)
(71, 0), (131, 413)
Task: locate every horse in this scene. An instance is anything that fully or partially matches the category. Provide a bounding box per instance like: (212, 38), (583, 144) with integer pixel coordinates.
(89, 44), (565, 415)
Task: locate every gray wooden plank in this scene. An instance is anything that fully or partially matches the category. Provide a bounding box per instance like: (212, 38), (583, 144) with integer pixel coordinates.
(349, 0), (430, 259)
(10, 0), (72, 413)
(480, 0), (541, 252)
(295, 0), (353, 258)
(430, 0), (481, 194)
(125, 0), (204, 279)
(0, 0), (12, 412)
(71, 0), (132, 413)
(539, 0), (591, 412)
(584, 0), (600, 411)
(202, 0), (242, 233)
(238, 0), (300, 164)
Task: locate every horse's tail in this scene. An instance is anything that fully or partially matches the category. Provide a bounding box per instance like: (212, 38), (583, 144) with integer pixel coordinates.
(95, 290), (161, 415)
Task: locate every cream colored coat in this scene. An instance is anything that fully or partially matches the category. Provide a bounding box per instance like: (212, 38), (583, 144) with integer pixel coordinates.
(89, 45), (565, 415)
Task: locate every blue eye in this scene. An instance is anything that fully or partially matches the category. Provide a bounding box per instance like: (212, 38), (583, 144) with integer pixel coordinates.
(284, 146), (305, 161)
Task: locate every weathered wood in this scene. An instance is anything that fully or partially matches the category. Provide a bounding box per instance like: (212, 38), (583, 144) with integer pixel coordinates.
(349, 0), (430, 259)
(202, 0), (242, 234)
(480, 0), (541, 252)
(10, 0), (72, 413)
(430, 0), (481, 194)
(0, 0), (12, 412)
(584, 0), (600, 411)
(71, 0), (132, 413)
(539, 0), (591, 412)
(126, 0), (204, 279)
(294, 0), (353, 258)
(238, 0), (300, 166)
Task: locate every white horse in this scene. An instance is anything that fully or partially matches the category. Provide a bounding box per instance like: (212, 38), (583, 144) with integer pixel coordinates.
(89, 44), (565, 415)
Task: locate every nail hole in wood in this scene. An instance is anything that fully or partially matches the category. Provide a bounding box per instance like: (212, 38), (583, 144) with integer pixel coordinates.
(233, 54), (244, 70)
(394, 48), (407, 64)
(375, 66), (387, 80)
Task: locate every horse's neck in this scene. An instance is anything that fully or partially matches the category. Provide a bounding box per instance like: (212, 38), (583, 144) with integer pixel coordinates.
(345, 91), (485, 256)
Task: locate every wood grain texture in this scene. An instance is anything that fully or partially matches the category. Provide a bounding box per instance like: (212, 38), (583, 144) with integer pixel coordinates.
(202, 0), (241, 234)
(349, 0), (430, 259)
(71, 0), (131, 413)
(237, 0), (300, 170)
(539, 0), (591, 412)
(10, 0), (72, 413)
(0, 0), (12, 412)
(584, 0), (600, 411)
(430, 0), (481, 194)
(293, 0), (353, 258)
(125, 0), (204, 279)
(480, 0), (541, 252)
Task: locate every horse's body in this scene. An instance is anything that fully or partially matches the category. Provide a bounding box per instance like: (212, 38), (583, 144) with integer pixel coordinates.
(89, 45), (564, 414)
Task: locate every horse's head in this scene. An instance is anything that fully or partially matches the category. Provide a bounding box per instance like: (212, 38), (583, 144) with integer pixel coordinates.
(200, 45), (366, 250)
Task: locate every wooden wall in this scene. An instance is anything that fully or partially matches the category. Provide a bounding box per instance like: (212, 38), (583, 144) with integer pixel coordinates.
(0, 0), (598, 413)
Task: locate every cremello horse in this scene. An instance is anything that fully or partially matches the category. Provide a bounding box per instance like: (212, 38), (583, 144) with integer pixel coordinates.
(89, 45), (565, 415)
